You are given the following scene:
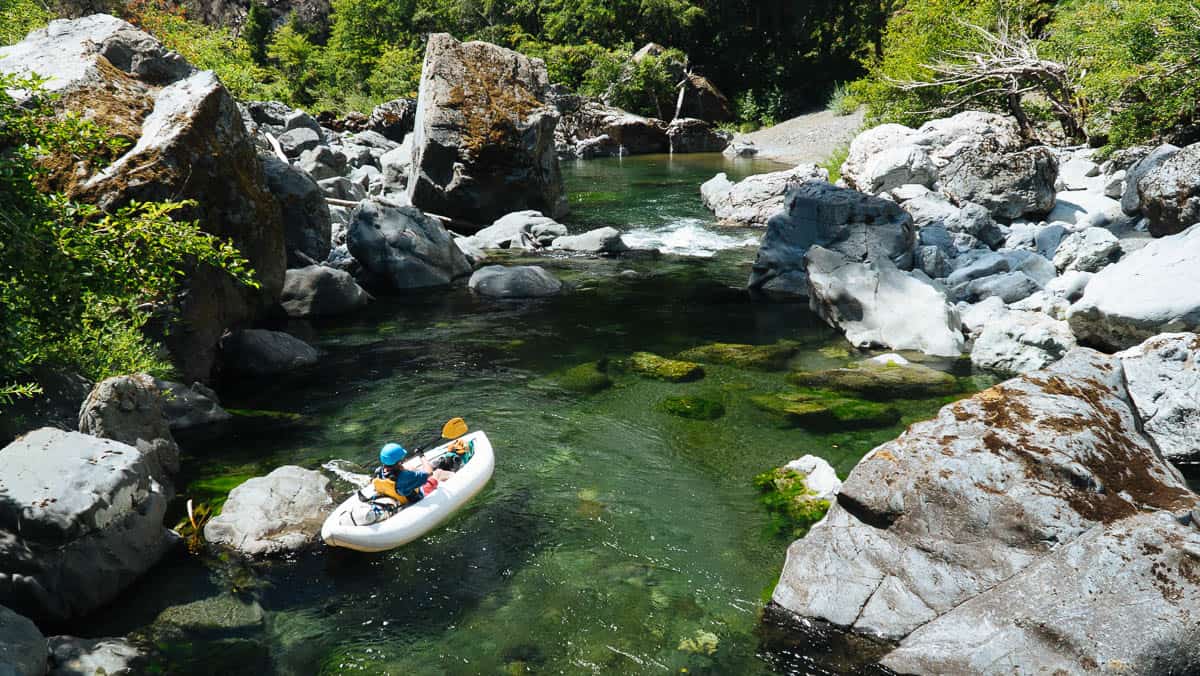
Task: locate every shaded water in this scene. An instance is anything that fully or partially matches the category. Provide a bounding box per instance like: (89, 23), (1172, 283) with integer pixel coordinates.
(83, 155), (977, 674)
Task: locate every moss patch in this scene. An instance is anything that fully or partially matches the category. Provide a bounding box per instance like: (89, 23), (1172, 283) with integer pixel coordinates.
(750, 389), (900, 430)
(226, 408), (303, 422)
(676, 340), (800, 371)
(788, 360), (960, 400)
(753, 468), (832, 538)
(629, 352), (704, 382)
(659, 396), (725, 420)
(549, 361), (613, 394)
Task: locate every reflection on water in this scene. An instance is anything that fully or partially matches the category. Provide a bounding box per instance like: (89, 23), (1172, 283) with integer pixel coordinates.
(78, 154), (963, 675)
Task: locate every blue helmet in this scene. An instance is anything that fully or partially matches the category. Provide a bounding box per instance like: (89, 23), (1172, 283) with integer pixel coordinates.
(380, 443), (407, 466)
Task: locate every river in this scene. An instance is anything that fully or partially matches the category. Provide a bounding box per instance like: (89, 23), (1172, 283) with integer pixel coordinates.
(83, 154), (978, 674)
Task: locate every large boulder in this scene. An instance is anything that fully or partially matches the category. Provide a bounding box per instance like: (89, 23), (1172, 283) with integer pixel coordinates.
(407, 33), (566, 223)
(1051, 226), (1121, 273)
(204, 466), (332, 556)
(462, 210), (567, 251)
(970, 310), (1076, 375)
(678, 73), (734, 123)
(773, 349), (1197, 664)
(77, 374), (180, 483)
(151, 379), (231, 430)
(666, 118), (729, 154)
(220, 329), (319, 377)
(365, 97), (416, 142)
(0, 428), (176, 622)
(1136, 143), (1200, 237)
(1069, 224), (1200, 350)
(48, 636), (143, 676)
(468, 265), (564, 298)
(279, 265), (372, 318)
(0, 605), (45, 676)
(0, 16), (287, 384)
(748, 182), (915, 298)
(347, 200), (472, 289)
(547, 227), (628, 254)
(939, 146), (1058, 220)
(804, 246), (964, 357)
(1123, 143), (1178, 216)
(555, 99), (669, 157)
(1117, 333), (1200, 462)
(700, 165), (829, 227)
(261, 155), (332, 267)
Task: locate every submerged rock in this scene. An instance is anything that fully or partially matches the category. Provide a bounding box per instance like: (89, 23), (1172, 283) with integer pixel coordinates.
(77, 374), (180, 482)
(549, 361), (612, 394)
(676, 341), (799, 371)
(787, 360), (959, 399)
(0, 428), (176, 622)
(204, 466), (333, 556)
(750, 390), (900, 430)
(0, 605), (46, 676)
(347, 200), (472, 290)
(469, 265), (564, 298)
(658, 396), (725, 420)
(754, 459), (839, 538)
(407, 33), (566, 223)
(629, 352), (704, 382)
(773, 348), (1196, 663)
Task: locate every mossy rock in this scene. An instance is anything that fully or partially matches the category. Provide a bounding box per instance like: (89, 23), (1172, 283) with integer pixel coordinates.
(658, 396), (725, 420)
(675, 341), (800, 371)
(753, 468), (832, 538)
(787, 360), (960, 400)
(549, 361), (612, 394)
(750, 389), (900, 430)
(629, 352), (704, 382)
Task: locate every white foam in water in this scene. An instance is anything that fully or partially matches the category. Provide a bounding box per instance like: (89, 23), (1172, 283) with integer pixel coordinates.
(621, 218), (759, 258)
(322, 459), (370, 487)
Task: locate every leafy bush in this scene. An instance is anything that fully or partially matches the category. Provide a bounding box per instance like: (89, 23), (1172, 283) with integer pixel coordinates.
(0, 74), (257, 396)
(827, 81), (858, 116)
(366, 44), (424, 101)
(0, 0), (52, 45)
(820, 142), (852, 184)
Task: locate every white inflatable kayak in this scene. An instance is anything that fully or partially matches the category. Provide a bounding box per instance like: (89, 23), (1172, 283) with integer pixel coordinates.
(321, 431), (495, 552)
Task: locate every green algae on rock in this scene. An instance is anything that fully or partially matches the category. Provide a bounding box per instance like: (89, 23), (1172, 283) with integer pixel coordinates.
(548, 361), (613, 394)
(659, 396), (726, 420)
(750, 389), (901, 430)
(676, 340), (800, 370)
(629, 352), (705, 382)
(753, 468), (832, 538)
(788, 360), (960, 400)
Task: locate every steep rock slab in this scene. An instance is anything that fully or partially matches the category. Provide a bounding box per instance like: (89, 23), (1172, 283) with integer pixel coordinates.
(0, 17), (287, 384)
(0, 429), (175, 622)
(347, 200), (472, 289)
(804, 246), (963, 357)
(700, 165), (829, 227)
(1136, 142), (1200, 237)
(77, 374), (180, 483)
(1118, 333), (1200, 462)
(882, 511), (1200, 675)
(1069, 224), (1200, 350)
(748, 182), (915, 297)
(204, 466), (332, 556)
(0, 605), (45, 676)
(772, 349), (1195, 641)
(407, 33), (566, 223)
(940, 146), (1058, 220)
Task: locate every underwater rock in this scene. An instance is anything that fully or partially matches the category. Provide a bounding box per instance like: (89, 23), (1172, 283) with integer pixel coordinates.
(787, 359), (959, 400)
(628, 352), (704, 382)
(677, 629), (719, 656)
(754, 461), (837, 538)
(548, 361), (612, 394)
(204, 466), (333, 556)
(676, 341), (799, 371)
(658, 396), (725, 420)
(154, 593), (266, 631)
(750, 390), (900, 430)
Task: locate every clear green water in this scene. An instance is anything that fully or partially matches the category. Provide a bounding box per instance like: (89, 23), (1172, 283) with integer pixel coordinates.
(82, 154), (982, 675)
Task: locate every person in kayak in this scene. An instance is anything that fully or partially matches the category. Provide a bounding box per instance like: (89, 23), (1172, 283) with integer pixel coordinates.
(374, 443), (454, 503)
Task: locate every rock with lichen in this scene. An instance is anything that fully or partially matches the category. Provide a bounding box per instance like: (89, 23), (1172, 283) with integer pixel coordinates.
(407, 33), (567, 223)
(750, 390), (900, 430)
(628, 352), (704, 382)
(547, 361), (612, 394)
(787, 359), (959, 400)
(676, 341), (799, 371)
(773, 347), (1200, 672)
(754, 457), (839, 539)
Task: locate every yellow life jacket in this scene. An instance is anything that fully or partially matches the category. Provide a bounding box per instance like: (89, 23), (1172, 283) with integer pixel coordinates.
(372, 478), (410, 505)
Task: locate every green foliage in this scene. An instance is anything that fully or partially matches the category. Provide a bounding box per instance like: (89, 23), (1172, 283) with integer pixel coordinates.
(827, 81), (858, 116)
(820, 142), (851, 183)
(753, 468), (832, 539)
(0, 73), (257, 396)
(583, 46), (684, 118)
(0, 0), (52, 45)
(0, 382), (42, 406)
(366, 45), (424, 100)
(243, 0), (273, 64)
(266, 19), (321, 104)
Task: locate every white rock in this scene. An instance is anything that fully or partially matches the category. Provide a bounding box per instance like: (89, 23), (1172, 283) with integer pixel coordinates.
(972, 311), (1076, 375)
(868, 353), (911, 366)
(1117, 333), (1200, 461)
(204, 466), (333, 556)
(959, 296), (1008, 339)
(700, 164), (829, 226)
(1051, 226), (1121, 272)
(784, 455), (842, 502)
(1044, 270), (1092, 302)
(1046, 190), (1123, 228)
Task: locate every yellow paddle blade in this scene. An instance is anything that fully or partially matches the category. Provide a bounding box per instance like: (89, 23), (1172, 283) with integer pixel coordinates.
(442, 417), (468, 440)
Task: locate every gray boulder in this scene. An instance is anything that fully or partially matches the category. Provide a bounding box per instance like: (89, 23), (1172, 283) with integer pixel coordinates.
(48, 636), (142, 676)
(748, 182), (916, 297)
(408, 34), (566, 223)
(280, 266), (372, 318)
(318, 176), (365, 202)
(347, 200), (472, 289)
(903, 194), (1003, 249)
(283, 109), (321, 136)
(1052, 226), (1121, 272)
(77, 374), (179, 482)
(700, 165), (829, 227)
(276, 127), (321, 157)
(940, 146), (1058, 220)
(666, 118), (729, 154)
(1069, 224), (1200, 349)
(469, 266), (564, 298)
(151, 379), (231, 430)
(1045, 190), (1124, 229)
(261, 155), (332, 268)
(547, 227), (628, 254)
(555, 99), (669, 157)
(773, 348), (1195, 650)
(464, 210), (568, 250)
(946, 250), (1056, 288)
(805, 246), (964, 356)
(1117, 333), (1200, 462)
(1136, 143), (1200, 237)
(0, 605), (45, 676)
(204, 466), (332, 556)
(1034, 222), (1068, 259)
(379, 140), (412, 196)
(951, 270), (1041, 304)
(0, 429), (175, 622)
(1123, 143), (1179, 216)
(970, 310), (1076, 375)
(365, 97), (416, 142)
(296, 145), (346, 181)
(220, 330), (319, 377)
